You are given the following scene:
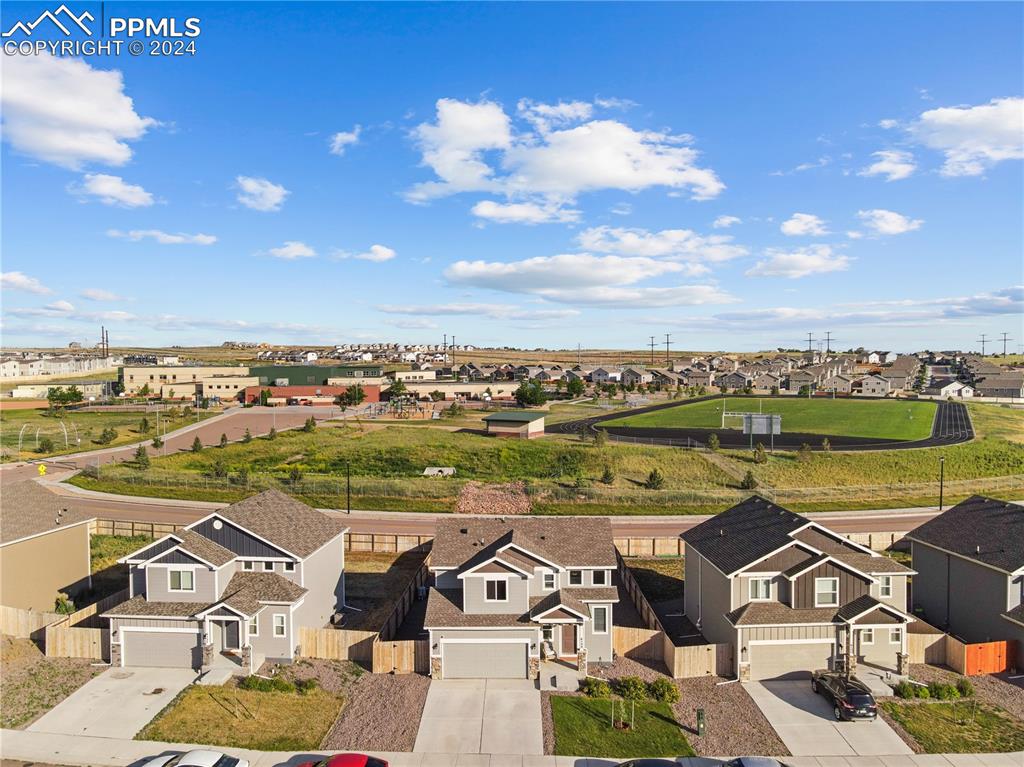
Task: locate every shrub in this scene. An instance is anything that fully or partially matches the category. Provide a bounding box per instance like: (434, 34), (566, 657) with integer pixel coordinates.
(239, 675), (295, 693)
(615, 675), (649, 701)
(707, 433), (720, 452)
(928, 681), (959, 700)
(54, 592), (75, 614)
(649, 677), (680, 703)
(797, 443), (812, 462)
(210, 456), (228, 479)
(752, 443), (767, 464)
(219, 433), (229, 448)
(821, 437), (831, 452)
(644, 468), (665, 490)
(600, 466), (615, 485)
(296, 678), (318, 695)
(37, 436), (55, 454)
(242, 428), (252, 444)
(956, 677), (974, 697)
(289, 465), (304, 484)
(96, 427), (118, 445)
(581, 677), (611, 698)
(593, 429), (608, 448)
(893, 680), (917, 699)
(267, 427), (277, 440)
(740, 470), (758, 490)
(302, 416), (316, 433)
(915, 685), (930, 699)
(191, 436), (203, 452)
(152, 435), (164, 449)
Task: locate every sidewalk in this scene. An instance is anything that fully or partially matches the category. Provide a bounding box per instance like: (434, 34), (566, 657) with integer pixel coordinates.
(0, 730), (1020, 767)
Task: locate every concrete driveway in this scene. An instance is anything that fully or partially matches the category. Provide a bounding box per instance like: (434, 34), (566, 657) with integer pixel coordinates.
(413, 678), (543, 755)
(745, 680), (912, 756)
(27, 667), (195, 738)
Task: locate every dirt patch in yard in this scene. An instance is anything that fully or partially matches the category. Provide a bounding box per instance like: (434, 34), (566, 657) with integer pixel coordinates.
(456, 480), (531, 514)
(344, 550), (428, 631)
(910, 663), (1024, 721)
(322, 672), (431, 751)
(269, 658), (363, 695)
(0, 636), (103, 729)
(587, 656), (788, 757)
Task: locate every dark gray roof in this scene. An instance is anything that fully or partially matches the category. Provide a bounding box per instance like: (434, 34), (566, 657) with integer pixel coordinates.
(432, 517), (616, 570)
(0, 481), (94, 546)
(682, 496), (808, 575)
(482, 411), (546, 423)
(1003, 604), (1024, 626)
(214, 489), (348, 558)
(908, 496), (1024, 573)
(792, 528), (912, 575)
(726, 595), (910, 627)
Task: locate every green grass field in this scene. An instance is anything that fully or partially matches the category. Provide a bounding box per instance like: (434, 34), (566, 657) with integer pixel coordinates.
(604, 397), (937, 440)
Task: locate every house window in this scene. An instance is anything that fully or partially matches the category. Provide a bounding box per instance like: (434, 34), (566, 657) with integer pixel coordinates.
(749, 578), (772, 601)
(248, 616), (258, 637)
(542, 572), (556, 591)
(860, 628), (874, 645)
(592, 606), (609, 634)
(284, 562), (296, 572)
(168, 569), (194, 592)
(814, 577), (839, 607)
(263, 561), (274, 572)
(889, 627), (902, 645)
(542, 625), (553, 642)
(242, 561), (254, 571)
(569, 570), (583, 586)
(879, 575), (893, 598)
(273, 614), (287, 637)
(592, 570), (608, 586)
(485, 579), (508, 602)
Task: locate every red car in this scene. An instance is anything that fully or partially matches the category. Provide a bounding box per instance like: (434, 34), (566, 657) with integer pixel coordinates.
(299, 756), (388, 767)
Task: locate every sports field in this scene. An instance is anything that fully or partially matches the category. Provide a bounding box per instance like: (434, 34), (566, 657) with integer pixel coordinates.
(603, 397), (937, 440)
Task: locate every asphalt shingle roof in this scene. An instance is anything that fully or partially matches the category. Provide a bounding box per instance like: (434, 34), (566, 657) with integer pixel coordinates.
(1003, 604), (1024, 626)
(216, 489), (348, 558)
(908, 495), (1024, 573)
(219, 571), (307, 615)
(424, 588), (536, 628)
(177, 530), (235, 567)
(0, 481), (94, 546)
(726, 595), (910, 627)
(104, 596), (207, 618)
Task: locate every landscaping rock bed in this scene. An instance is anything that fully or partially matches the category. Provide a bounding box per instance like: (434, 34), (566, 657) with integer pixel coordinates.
(323, 672), (431, 751)
(456, 480), (531, 514)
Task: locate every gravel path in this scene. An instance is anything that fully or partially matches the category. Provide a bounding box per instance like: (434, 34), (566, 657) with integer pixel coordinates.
(586, 656), (789, 756)
(910, 663), (1024, 721)
(322, 672), (431, 751)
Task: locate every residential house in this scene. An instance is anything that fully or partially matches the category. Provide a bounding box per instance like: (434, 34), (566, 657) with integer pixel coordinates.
(924, 379), (975, 398)
(591, 367), (621, 385)
(424, 517), (618, 680)
(821, 374), (855, 395)
(907, 496), (1023, 646)
(858, 375), (891, 397)
(649, 368), (682, 387)
(687, 371), (714, 389)
(564, 368), (594, 384)
(682, 496), (914, 681)
(787, 369), (818, 393)
(104, 490), (347, 672)
(719, 371), (753, 391)
(975, 376), (1024, 399)
(0, 482), (95, 611)
(879, 372), (911, 392)
(515, 365), (545, 381)
(752, 372), (783, 392)
(620, 367), (652, 387)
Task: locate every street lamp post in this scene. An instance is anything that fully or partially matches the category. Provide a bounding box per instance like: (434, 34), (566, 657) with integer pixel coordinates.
(938, 456), (945, 511)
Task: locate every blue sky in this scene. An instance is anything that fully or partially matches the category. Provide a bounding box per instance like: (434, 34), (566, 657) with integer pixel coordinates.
(1, 1), (1022, 352)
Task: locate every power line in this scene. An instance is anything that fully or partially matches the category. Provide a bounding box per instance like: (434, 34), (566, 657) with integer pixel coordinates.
(978, 334), (989, 356)
(824, 331), (835, 355)
(806, 333), (816, 354)
(1000, 332), (1013, 357)
(664, 333), (672, 365)
(649, 336), (656, 366)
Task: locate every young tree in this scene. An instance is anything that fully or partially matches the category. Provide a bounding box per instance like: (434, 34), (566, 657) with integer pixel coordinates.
(644, 468), (665, 490)
(389, 378), (408, 397)
(514, 381), (547, 407)
(191, 436), (204, 452)
(210, 456), (228, 478)
(37, 436), (55, 454)
(139, 417), (150, 433)
(152, 435), (164, 449)
(219, 433), (229, 448)
(797, 443), (812, 462)
(600, 466), (615, 485)
(289, 465), (304, 484)
(259, 389), (271, 406)
(64, 385), (83, 403)
(707, 433), (720, 451)
(267, 427), (277, 440)
(566, 377), (585, 397)
(593, 428), (608, 448)
(134, 444), (150, 469)
(138, 383), (151, 397)
(821, 437), (831, 453)
(740, 469), (758, 490)
(752, 442), (767, 464)
(770, 385), (780, 396)
(242, 427), (252, 443)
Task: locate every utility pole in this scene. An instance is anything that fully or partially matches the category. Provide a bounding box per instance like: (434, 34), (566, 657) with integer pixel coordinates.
(824, 331), (834, 355)
(664, 333), (672, 365)
(649, 336), (656, 366)
(977, 334), (989, 356)
(577, 343), (581, 367)
(806, 333), (815, 357)
(1000, 332), (1013, 357)
(451, 336), (456, 371)
(443, 334), (447, 366)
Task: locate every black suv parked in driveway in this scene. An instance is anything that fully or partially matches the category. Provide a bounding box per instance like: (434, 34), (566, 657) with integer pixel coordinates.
(810, 671), (878, 721)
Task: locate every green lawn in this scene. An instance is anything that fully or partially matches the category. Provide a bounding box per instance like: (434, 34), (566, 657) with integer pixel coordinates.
(628, 558), (684, 602)
(881, 700), (1024, 753)
(604, 397), (937, 440)
(550, 695), (695, 757)
(138, 684), (342, 751)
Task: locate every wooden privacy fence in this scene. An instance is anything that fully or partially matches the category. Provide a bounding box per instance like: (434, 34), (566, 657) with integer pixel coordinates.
(92, 519), (182, 538)
(380, 559), (431, 642)
(0, 605), (62, 639)
(907, 624), (948, 665)
(347, 533), (432, 554)
(612, 625), (662, 661)
(298, 626), (376, 664)
(372, 638), (430, 674)
(670, 642), (733, 678)
(44, 588), (129, 660)
(958, 639), (1016, 675)
(616, 533), (905, 558)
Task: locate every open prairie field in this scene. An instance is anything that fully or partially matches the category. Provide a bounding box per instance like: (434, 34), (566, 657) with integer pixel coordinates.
(604, 396), (937, 441)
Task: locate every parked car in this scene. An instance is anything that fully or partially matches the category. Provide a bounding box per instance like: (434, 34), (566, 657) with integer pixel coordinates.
(810, 670), (878, 721)
(299, 755), (389, 767)
(142, 750), (249, 767)
(718, 758), (792, 767)
(618, 761), (679, 767)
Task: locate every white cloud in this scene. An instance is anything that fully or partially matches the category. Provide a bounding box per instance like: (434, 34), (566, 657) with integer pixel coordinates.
(712, 215), (741, 229)
(858, 150), (916, 181)
(780, 213), (829, 236)
(329, 125), (361, 156)
(406, 97), (724, 210)
(610, 202), (633, 216)
(384, 318), (439, 330)
(846, 231), (864, 240)
(235, 176), (289, 212)
(377, 303), (581, 321)
(857, 209), (924, 235)
(0, 53), (155, 169)
(334, 244), (396, 262)
(267, 241), (316, 260)
(471, 200), (580, 225)
(878, 119), (899, 130)
(908, 97), (1024, 177)
(577, 226), (747, 264)
(1, 272), (52, 295)
(746, 245), (850, 279)
(107, 229), (217, 245)
(80, 288), (127, 301)
(70, 173), (153, 207)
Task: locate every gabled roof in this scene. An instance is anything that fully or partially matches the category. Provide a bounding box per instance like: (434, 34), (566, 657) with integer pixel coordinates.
(174, 530), (235, 567)
(907, 495), (1023, 573)
(834, 594), (911, 624)
(216, 571), (307, 615)
(531, 590), (590, 620)
(1003, 604), (1024, 628)
(0, 481), (94, 546)
(212, 489), (348, 559)
(482, 411), (546, 423)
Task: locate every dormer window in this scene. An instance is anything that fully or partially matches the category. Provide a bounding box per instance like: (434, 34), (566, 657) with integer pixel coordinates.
(814, 577), (839, 607)
(749, 577), (771, 601)
(485, 578), (508, 602)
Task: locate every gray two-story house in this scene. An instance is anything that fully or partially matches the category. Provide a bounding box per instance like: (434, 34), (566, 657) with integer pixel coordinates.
(104, 489), (347, 673)
(424, 517), (618, 680)
(683, 497), (914, 681)
(907, 495), (1023, 646)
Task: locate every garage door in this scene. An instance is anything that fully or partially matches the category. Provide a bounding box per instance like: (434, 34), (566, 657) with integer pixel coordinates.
(443, 642), (527, 679)
(749, 642), (834, 681)
(123, 631), (202, 669)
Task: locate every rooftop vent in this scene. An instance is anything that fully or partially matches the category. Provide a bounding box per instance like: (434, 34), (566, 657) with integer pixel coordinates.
(460, 528), (468, 534)
(720, 529), (725, 537)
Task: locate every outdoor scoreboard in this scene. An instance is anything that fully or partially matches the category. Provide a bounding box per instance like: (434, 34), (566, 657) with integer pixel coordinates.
(742, 414), (782, 435)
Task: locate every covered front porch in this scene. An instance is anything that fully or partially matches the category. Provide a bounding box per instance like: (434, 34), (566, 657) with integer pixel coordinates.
(199, 608), (264, 677)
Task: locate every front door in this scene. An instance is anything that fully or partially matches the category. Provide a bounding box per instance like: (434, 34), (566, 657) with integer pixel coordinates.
(560, 624), (577, 655)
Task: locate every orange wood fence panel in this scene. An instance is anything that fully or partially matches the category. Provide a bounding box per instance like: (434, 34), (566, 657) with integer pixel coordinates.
(963, 640), (1015, 675)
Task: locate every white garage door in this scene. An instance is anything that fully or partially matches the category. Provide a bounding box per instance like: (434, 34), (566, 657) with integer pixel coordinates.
(750, 642), (834, 681)
(443, 642), (528, 679)
(123, 631), (202, 669)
